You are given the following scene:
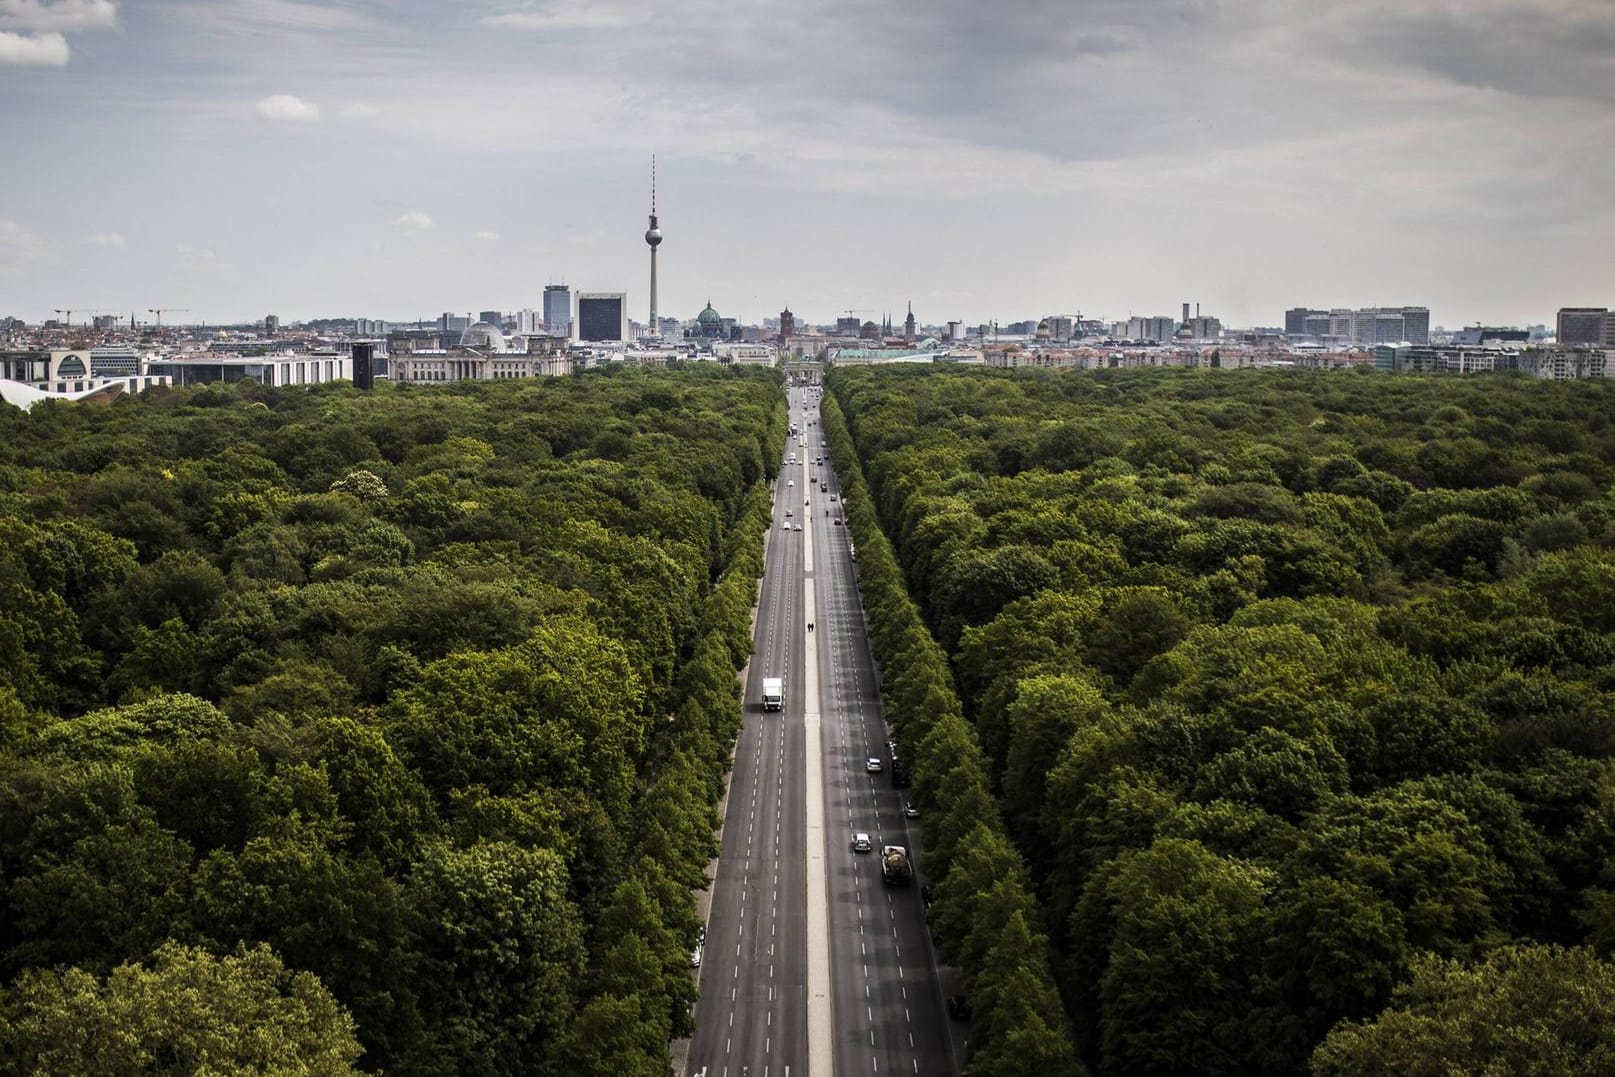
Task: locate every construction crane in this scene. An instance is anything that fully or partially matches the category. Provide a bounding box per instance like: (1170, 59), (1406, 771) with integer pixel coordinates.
(148, 308), (191, 329)
(53, 309), (112, 328)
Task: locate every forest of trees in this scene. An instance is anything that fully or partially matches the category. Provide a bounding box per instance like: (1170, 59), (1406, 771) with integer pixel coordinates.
(0, 368), (784, 1074)
(826, 365), (1615, 1075)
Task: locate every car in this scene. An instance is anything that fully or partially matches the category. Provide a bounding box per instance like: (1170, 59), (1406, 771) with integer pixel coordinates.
(833, 518), (842, 526)
(785, 509), (793, 517)
(815, 457), (822, 464)
(691, 942), (703, 968)
(788, 479), (794, 487)
(904, 802), (920, 818)
(829, 494), (838, 502)
(866, 757), (882, 773)
(794, 524), (802, 531)
(820, 484), (828, 492)
(851, 832), (872, 853)
(781, 522), (789, 530)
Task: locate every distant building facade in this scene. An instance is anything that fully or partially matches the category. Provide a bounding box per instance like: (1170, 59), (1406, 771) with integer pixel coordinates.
(1557, 307), (1612, 345)
(576, 293), (627, 342)
(391, 335), (571, 382)
(1287, 306), (1430, 345)
(146, 353), (349, 387)
(543, 285), (572, 336)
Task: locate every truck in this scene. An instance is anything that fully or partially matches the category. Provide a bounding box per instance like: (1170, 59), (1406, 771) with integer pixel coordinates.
(761, 676), (783, 712)
(881, 845), (913, 886)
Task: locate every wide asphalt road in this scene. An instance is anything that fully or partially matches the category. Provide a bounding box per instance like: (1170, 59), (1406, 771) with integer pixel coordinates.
(686, 384), (958, 1077)
(806, 395), (958, 1077)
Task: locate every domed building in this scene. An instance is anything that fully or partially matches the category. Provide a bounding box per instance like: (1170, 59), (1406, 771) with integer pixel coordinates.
(695, 300), (724, 340)
(1035, 318), (1052, 343)
(460, 321), (506, 351)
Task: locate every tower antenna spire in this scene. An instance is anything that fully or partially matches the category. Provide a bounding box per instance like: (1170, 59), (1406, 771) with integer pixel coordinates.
(645, 155), (663, 340)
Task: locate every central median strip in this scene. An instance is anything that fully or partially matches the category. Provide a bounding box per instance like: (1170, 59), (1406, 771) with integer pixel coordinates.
(803, 579), (834, 1077)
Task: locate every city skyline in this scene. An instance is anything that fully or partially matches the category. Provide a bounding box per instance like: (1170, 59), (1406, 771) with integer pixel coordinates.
(3, 0), (1613, 328)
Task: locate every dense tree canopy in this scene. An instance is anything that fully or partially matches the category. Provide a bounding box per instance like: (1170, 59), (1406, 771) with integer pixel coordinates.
(828, 364), (1615, 1074)
(0, 367), (783, 1074)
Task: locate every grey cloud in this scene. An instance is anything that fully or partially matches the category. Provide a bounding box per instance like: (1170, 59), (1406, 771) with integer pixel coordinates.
(0, 0), (116, 33)
(1347, 2), (1615, 103)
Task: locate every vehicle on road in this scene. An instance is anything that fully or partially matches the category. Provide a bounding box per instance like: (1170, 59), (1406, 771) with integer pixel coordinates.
(794, 524), (802, 531)
(904, 802), (920, 818)
(852, 832), (872, 853)
(866, 757), (882, 773)
(820, 483), (828, 492)
(834, 518), (843, 526)
(762, 676), (783, 712)
(829, 495), (838, 502)
(881, 844), (913, 886)
(788, 479), (794, 487)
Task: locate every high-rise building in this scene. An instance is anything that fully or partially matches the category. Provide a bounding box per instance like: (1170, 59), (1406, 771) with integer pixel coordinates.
(645, 157), (662, 338)
(265, 314), (280, 336)
(1557, 307), (1609, 345)
(543, 285), (571, 336)
(779, 307), (795, 342)
(576, 293), (627, 341)
(479, 311), (503, 327)
(438, 312), (471, 335)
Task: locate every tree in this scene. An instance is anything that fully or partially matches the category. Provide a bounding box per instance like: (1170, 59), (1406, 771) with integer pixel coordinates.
(1098, 838), (1275, 1077)
(1311, 945), (1615, 1077)
(0, 940), (364, 1075)
(405, 840), (585, 1074)
(1002, 675), (1111, 845)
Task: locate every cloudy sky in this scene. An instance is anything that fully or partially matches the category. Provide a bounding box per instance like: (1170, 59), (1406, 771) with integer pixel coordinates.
(2, 0), (1612, 329)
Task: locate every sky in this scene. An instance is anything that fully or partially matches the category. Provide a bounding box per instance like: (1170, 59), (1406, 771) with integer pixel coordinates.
(2, 0), (1613, 330)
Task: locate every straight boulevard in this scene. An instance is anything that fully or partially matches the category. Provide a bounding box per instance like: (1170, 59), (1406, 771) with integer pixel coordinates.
(686, 385), (957, 1077)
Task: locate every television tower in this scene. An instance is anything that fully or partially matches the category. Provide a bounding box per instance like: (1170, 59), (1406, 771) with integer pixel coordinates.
(645, 156), (662, 339)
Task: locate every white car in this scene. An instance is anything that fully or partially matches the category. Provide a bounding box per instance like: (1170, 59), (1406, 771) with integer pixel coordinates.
(788, 479), (794, 487)
(866, 758), (882, 773)
(852, 832), (872, 853)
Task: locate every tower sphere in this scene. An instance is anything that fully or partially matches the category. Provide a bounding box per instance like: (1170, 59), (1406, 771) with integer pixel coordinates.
(645, 225), (662, 247)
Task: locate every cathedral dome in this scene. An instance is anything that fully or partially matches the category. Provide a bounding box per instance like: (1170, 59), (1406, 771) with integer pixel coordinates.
(696, 302), (722, 326)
